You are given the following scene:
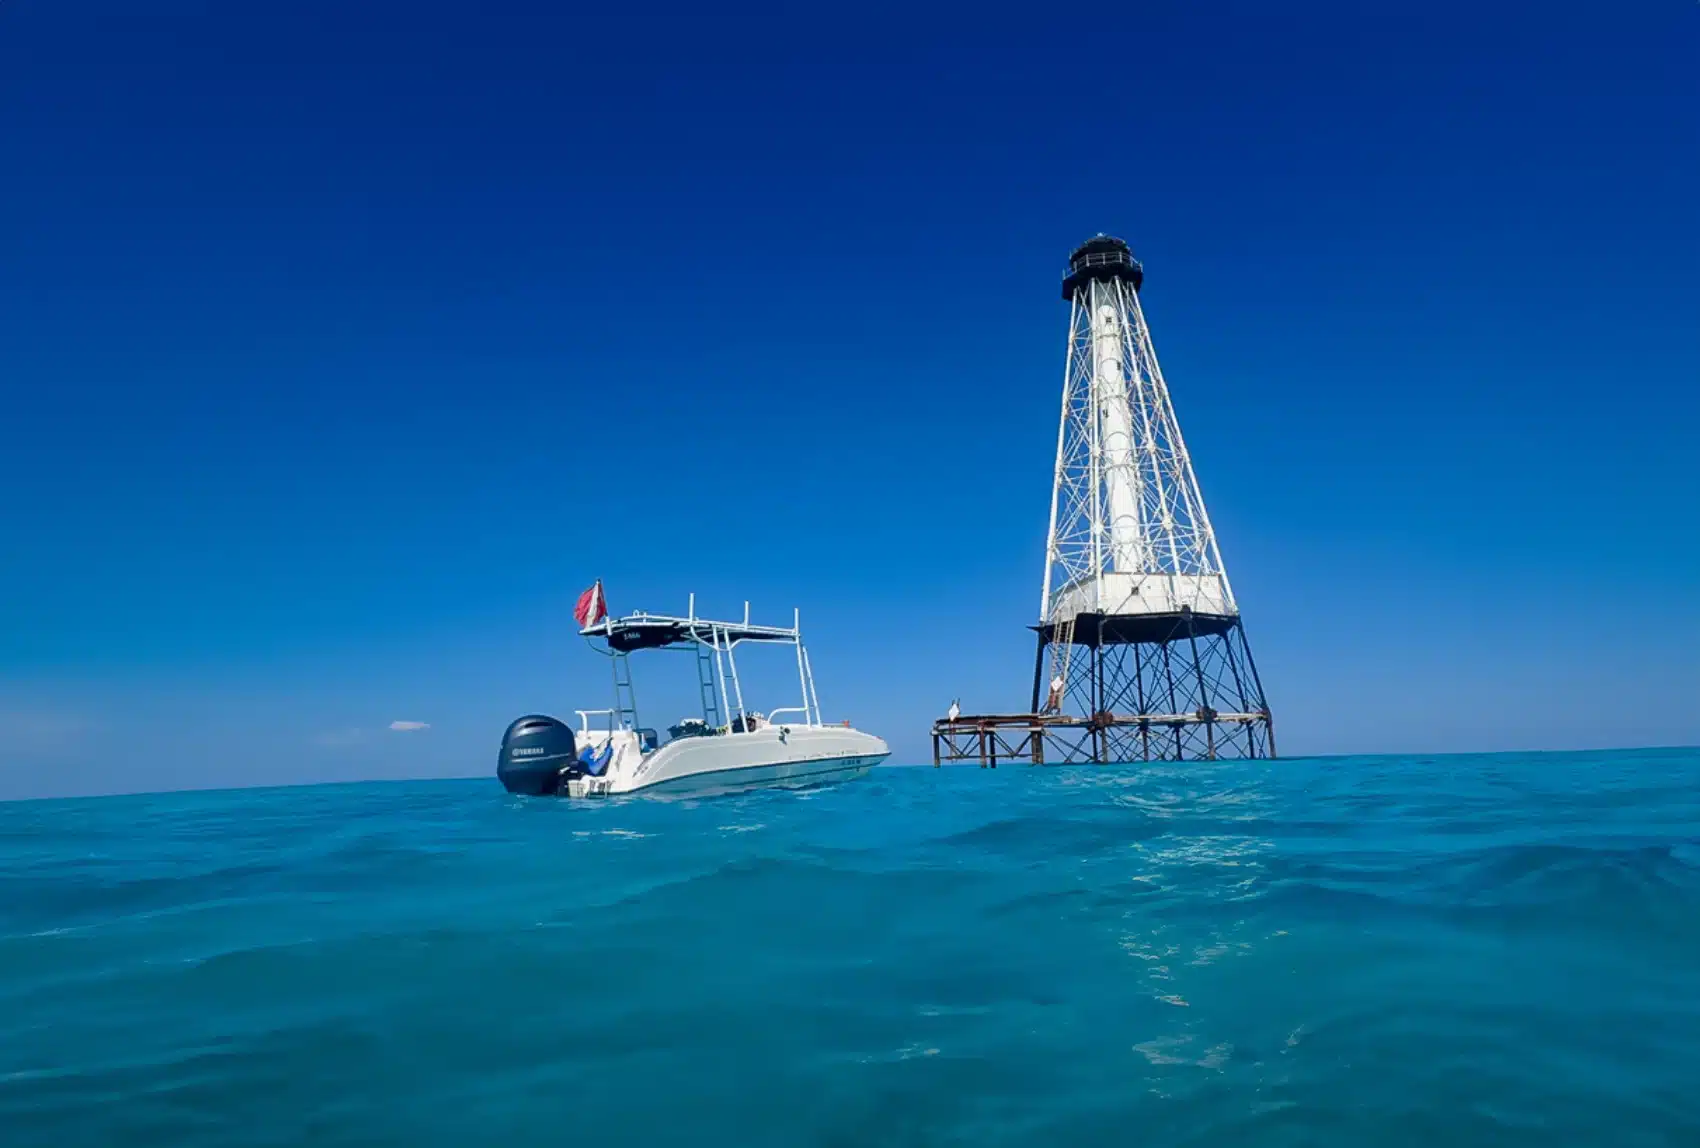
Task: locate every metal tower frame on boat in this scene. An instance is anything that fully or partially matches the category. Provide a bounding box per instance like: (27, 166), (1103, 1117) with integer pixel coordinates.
(582, 594), (826, 741)
(933, 236), (1275, 766)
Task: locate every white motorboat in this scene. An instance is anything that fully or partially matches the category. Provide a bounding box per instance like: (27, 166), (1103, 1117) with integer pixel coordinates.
(496, 592), (889, 797)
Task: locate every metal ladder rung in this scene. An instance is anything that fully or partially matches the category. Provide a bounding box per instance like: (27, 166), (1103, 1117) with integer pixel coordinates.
(1047, 615), (1076, 713)
(696, 641), (722, 727)
(612, 651), (639, 730)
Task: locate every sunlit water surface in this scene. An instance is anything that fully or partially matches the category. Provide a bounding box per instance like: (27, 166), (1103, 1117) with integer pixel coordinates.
(4, 748), (1698, 1146)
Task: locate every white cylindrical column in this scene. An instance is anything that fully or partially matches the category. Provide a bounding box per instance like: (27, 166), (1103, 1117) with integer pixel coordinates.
(1091, 285), (1145, 574)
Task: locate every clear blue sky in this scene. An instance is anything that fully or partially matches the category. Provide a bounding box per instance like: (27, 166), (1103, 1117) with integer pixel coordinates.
(3, 1), (1697, 799)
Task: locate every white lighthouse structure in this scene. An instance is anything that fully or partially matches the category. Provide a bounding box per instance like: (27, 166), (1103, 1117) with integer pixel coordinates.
(935, 236), (1274, 765)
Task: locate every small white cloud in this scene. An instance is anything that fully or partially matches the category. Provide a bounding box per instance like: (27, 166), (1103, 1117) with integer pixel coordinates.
(388, 721), (430, 732)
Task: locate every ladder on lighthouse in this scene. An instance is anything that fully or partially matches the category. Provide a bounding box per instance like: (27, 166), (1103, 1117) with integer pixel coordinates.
(1046, 614), (1076, 714)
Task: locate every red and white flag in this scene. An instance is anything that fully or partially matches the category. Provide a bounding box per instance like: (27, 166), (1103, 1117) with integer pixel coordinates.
(573, 580), (607, 628)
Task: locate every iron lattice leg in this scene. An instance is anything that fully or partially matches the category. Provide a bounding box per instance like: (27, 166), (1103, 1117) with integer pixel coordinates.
(1031, 616), (1274, 763)
(1030, 631), (1048, 714)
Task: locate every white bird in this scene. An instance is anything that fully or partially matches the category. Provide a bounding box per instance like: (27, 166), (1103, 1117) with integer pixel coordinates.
(947, 698), (961, 722)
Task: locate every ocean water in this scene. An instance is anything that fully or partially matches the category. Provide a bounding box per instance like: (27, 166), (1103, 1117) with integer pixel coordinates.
(3, 749), (1698, 1147)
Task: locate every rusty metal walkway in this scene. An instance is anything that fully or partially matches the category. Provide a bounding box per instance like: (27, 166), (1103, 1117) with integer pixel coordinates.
(931, 708), (1273, 766)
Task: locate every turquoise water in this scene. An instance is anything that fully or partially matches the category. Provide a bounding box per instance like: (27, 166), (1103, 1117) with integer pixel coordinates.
(3, 749), (1698, 1146)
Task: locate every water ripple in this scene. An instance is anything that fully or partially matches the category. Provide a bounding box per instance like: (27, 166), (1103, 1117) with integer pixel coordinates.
(2, 750), (1699, 1145)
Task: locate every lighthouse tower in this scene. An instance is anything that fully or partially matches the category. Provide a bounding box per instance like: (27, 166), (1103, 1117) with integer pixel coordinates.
(934, 236), (1274, 765)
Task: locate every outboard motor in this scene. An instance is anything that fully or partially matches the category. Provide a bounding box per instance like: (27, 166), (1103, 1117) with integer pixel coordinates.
(497, 714), (580, 796)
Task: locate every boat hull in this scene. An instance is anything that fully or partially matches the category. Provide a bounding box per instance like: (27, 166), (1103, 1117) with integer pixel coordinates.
(564, 726), (889, 798)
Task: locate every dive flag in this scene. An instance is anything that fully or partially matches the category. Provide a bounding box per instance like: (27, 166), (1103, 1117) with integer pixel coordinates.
(573, 580), (607, 628)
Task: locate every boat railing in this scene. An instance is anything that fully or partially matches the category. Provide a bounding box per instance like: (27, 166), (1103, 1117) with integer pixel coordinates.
(766, 706), (814, 728)
(575, 709), (618, 735)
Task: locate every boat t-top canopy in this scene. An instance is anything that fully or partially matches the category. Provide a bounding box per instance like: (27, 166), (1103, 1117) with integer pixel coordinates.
(579, 596), (802, 654)
(576, 593), (825, 735)
(587, 613), (801, 654)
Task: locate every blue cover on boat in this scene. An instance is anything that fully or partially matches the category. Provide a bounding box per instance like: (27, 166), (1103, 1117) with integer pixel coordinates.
(579, 743), (614, 776)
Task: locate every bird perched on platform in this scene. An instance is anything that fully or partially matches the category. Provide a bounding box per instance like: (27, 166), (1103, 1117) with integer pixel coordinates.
(946, 698), (961, 722)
